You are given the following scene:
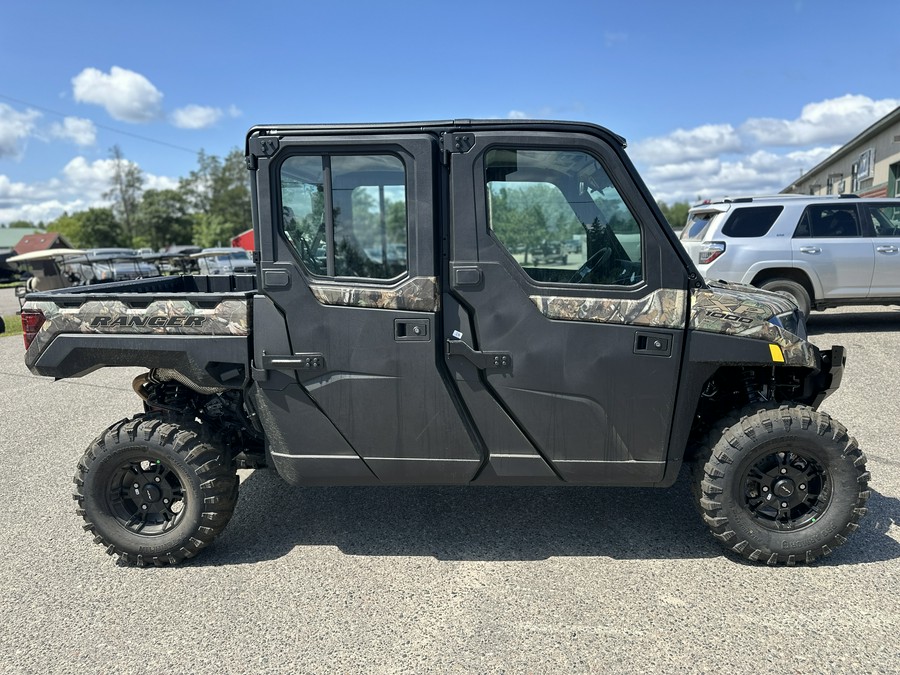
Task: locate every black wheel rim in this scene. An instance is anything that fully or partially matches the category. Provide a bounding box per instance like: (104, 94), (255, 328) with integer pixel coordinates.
(106, 458), (187, 536)
(741, 448), (830, 531)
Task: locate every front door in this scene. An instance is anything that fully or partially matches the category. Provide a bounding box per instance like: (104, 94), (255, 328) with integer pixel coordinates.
(862, 202), (900, 298)
(446, 129), (689, 484)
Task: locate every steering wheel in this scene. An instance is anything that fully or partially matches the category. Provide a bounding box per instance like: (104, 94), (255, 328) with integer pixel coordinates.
(569, 247), (611, 284)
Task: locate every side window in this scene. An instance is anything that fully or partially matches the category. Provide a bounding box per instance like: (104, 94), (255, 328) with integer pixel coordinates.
(486, 148), (642, 286)
(867, 205), (900, 237)
(280, 154), (408, 280)
(721, 206), (783, 237)
(794, 205), (860, 238)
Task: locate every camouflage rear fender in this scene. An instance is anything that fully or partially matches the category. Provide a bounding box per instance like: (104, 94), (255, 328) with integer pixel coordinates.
(23, 298), (249, 359)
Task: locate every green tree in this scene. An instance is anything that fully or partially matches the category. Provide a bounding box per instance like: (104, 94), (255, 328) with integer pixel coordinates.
(489, 186), (547, 263)
(135, 189), (192, 250)
(191, 213), (233, 248)
(657, 200), (691, 231)
(104, 145), (144, 246)
(47, 212), (83, 246)
(180, 148), (251, 246)
(46, 208), (122, 248)
(8, 220), (37, 229)
(79, 208), (123, 247)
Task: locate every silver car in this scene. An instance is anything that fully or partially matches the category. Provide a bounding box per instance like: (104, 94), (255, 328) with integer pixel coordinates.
(679, 195), (900, 315)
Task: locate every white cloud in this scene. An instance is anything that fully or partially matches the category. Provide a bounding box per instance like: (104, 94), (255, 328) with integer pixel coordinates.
(227, 105), (242, 118)
(49, 117), (97, 146)
(72, 66), (163, 123)
(629, 124), (743, 165)
(507, 110), (528, 119)
(0, 104), (41, 158)
(741, 94), (900, 146)
(0, 157), (178, 225)
(144, 174), (179, 191)
(631, 94), (898, 203)
(171, 104), (223, 130)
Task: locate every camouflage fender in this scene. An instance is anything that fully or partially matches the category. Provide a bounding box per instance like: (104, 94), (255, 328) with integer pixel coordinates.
(308, 276), (440, 312)
(528, 279), (814, 368)
(529, 288), (687, 328)
(24, 298), (249, 358)
(690, 282), (815, 367)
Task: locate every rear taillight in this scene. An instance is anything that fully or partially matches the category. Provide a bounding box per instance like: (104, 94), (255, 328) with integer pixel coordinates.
(699, 241), (726, 264)
(21, 309), (45, 349)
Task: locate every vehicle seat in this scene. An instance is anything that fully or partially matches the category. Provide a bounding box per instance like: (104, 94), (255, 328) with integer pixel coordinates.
(821, 211), (856, 237)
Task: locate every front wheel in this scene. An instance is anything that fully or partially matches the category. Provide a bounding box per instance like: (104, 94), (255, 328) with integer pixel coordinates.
(74, 416), (238, 566)
(760, 278), (811, 317)
(695, 405), (869, 565)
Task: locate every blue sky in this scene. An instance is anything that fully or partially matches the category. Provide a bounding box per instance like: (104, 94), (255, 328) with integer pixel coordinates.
(1, 0), (898, 224)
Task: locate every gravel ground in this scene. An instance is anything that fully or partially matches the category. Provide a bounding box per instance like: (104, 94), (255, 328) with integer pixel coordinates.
(0, 307), (897, 673)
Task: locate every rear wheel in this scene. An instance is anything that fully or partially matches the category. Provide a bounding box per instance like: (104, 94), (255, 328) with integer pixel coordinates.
(760, 278), (811, 317)
(74, 416), (238, 566)
(695, 405), (869, 565)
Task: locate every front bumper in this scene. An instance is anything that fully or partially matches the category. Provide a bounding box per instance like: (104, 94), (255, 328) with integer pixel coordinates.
(809, 345), (845, 408)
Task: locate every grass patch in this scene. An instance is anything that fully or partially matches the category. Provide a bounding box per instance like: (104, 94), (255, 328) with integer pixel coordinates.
(1, 314), (22, 338)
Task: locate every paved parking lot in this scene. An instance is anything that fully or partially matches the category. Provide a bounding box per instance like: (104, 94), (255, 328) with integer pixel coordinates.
(0, 307), (898, 673)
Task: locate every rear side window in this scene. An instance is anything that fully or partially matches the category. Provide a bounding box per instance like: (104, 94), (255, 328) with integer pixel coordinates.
(794, 205), (860, 238)
(680, 211), (716, 240)
(280, 154), (408, 280)
(721, 206), (783, 237)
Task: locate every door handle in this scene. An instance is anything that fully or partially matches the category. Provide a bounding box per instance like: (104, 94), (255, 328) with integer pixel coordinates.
(876, 245), (899, 254)
(799, 246), (821, 254)
(633, 332), (672, 357)
(446, 339), (512, 370)
(395, 319), (430, 341)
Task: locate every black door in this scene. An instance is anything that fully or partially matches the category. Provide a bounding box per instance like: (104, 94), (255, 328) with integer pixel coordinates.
(250, 132), (480, 484)
(445, 129), (689, 485)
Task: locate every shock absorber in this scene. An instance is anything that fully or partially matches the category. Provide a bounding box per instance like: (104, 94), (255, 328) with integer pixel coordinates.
(742, 369), (763, 404)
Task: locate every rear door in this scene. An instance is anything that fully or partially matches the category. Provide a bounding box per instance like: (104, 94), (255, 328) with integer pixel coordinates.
(791, 203), (874, 299)
(251, 131), (481, 484)
(445, 129), (689, 485)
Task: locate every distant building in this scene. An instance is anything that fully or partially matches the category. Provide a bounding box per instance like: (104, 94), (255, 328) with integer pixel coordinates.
(13, 232), (74, 255)
(0, 227), (42, 253)
(782, 106), (900, 198)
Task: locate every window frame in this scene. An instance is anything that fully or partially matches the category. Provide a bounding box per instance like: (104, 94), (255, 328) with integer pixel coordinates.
(481, 144), (646, 290)
(720, 205), (784, 238)
(276, 149), (412, 284)
(793, 203), (862, 239)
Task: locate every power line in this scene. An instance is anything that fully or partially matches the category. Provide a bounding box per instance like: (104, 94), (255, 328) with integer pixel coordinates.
(0, 92), (201, 155)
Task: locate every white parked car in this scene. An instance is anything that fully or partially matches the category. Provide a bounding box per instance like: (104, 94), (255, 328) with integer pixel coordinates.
(679, 195), (900, 315)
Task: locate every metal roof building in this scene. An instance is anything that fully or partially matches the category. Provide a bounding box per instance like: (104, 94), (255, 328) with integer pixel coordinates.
(782, 106), (900, 198)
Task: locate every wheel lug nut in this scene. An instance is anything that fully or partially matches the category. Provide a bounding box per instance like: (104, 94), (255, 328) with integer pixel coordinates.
(762, 486), (769, 492)
(780, 468), (787, 474)
(163, 499), (169, 504)
(141, 504), (148, 510)
(133, 483), (139, 488)
(155, 477), (161, 483)
(799, 484), (806, 490)
(781, 502), (788, 508)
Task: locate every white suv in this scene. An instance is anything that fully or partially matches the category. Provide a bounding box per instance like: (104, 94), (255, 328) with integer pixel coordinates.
(679, 195), (900, 315)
